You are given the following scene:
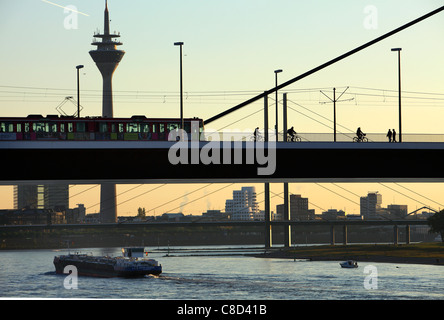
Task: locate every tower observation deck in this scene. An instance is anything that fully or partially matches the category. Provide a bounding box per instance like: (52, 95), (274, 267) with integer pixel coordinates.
(89, 0), (125, 118)
(89, 1), (124, 223)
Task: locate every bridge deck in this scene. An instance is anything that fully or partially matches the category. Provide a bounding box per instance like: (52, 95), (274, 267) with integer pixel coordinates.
(1, 140), (444, 184)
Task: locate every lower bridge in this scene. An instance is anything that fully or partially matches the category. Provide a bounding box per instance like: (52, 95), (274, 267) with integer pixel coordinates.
(0, 219), (429, 247)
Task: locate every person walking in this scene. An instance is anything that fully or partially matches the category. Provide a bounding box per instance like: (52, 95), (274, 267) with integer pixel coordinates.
(386, 129), (392, 142)
(392, 129), (397, 142)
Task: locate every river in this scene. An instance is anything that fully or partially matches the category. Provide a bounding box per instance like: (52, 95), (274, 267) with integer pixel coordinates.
(1, 245), (443, 302)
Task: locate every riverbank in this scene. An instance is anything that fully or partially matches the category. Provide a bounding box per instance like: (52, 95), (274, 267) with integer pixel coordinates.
(254, 242), (444, 266)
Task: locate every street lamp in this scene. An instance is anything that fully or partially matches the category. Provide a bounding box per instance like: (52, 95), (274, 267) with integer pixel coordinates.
(391, 48), (402, 142)
(76, 65), (84, 118)
(274, 69), (283, 142)
(174, 42), (184, 131)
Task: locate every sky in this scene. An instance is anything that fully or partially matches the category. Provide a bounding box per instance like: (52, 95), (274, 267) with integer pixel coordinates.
(1, 0), (444, 216)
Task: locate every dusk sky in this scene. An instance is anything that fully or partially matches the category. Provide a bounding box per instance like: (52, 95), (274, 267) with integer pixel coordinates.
(1, 0), (444, 216)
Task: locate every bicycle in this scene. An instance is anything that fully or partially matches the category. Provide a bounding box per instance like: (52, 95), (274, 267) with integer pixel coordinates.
(286, 134), (302, 142)
(353, 134), (368, 142)
(250, 134), (264, 142)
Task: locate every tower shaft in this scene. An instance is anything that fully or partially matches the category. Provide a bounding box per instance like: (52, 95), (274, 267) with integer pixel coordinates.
(90, 1), (124, 223)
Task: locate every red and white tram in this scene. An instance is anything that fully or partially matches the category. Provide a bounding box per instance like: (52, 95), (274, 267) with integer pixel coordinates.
(0, 115), (204, 141)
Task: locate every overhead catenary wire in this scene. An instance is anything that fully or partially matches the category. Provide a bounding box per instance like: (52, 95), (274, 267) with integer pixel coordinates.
(3, 84), (444, 106)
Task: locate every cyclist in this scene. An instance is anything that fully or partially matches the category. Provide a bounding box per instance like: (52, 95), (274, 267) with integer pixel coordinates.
(356, 127), (365, 141)
(287, 126), (297, 141)
(253, 127), (260, 141)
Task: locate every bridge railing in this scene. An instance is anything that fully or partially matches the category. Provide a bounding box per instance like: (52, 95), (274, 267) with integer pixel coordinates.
(201, 131), (444, 143)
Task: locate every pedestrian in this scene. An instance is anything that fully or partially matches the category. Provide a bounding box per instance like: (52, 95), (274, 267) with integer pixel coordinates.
(386, 129), (392, 142)
(392, 129), (397, 142)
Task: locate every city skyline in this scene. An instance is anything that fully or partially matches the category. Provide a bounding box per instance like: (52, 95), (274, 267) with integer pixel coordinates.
(1, 182), (442, 218)
(2, 1), (444, 217)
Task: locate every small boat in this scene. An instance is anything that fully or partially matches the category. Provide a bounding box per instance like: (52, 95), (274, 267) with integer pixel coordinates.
(340, 260), (358, 268)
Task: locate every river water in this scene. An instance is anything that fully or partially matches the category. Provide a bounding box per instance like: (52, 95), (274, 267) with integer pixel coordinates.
(1, 245), (443, 301)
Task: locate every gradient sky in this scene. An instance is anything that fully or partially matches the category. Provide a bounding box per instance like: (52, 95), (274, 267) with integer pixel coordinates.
(1, 0), (444, 216)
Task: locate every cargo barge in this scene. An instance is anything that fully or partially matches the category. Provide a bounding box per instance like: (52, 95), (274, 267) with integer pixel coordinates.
(54, 247), (162, 278)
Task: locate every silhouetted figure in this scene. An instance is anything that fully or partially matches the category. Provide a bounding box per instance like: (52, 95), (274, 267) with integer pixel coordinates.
(392, 129), (397, 142)
(253, 127), (260, 141)
(356, 127), (364, 140)
(287, 126), (297, 141)
(386, 129), (392, 142)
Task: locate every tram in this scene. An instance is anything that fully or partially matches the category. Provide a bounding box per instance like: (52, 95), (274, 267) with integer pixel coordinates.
(0, 115), (204, 141)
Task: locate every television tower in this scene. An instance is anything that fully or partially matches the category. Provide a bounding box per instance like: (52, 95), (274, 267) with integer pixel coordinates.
(89, 0), (125, 117)
(90, 1), (124, 223)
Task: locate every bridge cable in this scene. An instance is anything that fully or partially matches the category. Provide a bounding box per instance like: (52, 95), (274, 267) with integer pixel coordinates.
(378, 183), (437, 212)
(204, 5), (444, 125)
(393, 183), (444, 208)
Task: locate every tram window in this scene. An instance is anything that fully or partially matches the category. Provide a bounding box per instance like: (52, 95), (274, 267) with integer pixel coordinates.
(76, 122), (85, 132)
(151, 124), (156, 133)
(159, 124), (165, 133)
(16, 123), (21, 133)
(111, 123), (116, 133)
(99, 123), (108, 133)
(118, 123), (124, 133)
(167, 123), (179, 132)
(0, 122), (14, 132)
(60, 123), (65, 133)
(24, 123), (30, 132)
(127, 123), (139, 133)
(141, 124), (149, 133)
(67, 123), (74, 133)
(33, 122), (46, 132)
(50, 123), (57, 133)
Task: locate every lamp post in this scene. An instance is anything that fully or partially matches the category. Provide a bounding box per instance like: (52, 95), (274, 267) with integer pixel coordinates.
(76, 65), (84, 118)
(274, 69), (283, 142)
(391, 48), (402, 142)
(174, 42), (184, 130)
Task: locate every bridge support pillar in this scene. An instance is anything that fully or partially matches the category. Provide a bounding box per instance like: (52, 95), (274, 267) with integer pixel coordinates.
(406, 225), (410, 244)
(342, 225), (348, 245)
(330, 225), (335, 245)
(283, 182), (291, 247)
(265, 182), (272, 248)
(394, 225), (399, 245)
(264, 94), (272, 248)
(100, 183), (117, 223)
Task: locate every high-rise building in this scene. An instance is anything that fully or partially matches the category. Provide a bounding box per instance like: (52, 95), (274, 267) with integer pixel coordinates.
(14, 185), (38, 209)
(44, 184), (69, 212)
(89, 1), (125, 223)
(386, 204), (408, 218)
(276, 194), (311, 220)
(225, 187), (260, 220)
(289, 194), (310, 220)
(360, 192), (382, 219)
(14, 184), (68, 211)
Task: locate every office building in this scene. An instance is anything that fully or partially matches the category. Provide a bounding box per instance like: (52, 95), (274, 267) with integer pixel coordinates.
(276, 194), (312, 220)
(225, 187), (260, 220)
(14, 184), (68, 211)
(360, 192), (382, 219)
